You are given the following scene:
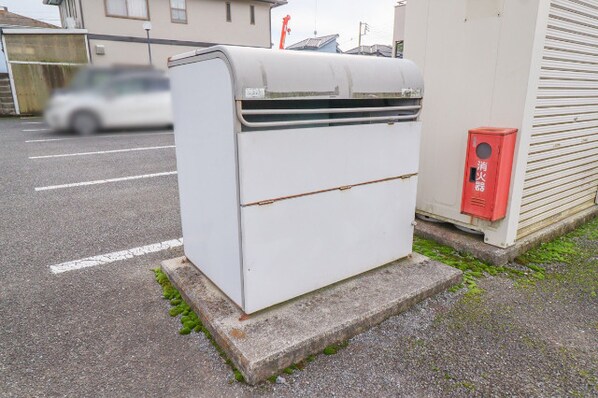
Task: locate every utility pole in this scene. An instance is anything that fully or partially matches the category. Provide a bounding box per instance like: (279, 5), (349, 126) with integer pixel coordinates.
(358, 21), (369, 55)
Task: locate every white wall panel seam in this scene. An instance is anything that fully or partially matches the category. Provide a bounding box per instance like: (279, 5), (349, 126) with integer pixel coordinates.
(519, 192), (597, 222)
(524, 155), (598, 182)
(517, 200), (595, 236)
(522, 175), (598, 205)
(525, 147), (598, 171)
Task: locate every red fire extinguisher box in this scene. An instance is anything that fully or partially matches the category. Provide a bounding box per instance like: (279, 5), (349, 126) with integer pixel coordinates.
(461, 127), (518, 221)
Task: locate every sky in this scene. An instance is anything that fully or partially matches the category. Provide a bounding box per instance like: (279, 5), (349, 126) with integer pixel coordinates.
(272, 0), (397, 51)
(0, 0), (398, 51)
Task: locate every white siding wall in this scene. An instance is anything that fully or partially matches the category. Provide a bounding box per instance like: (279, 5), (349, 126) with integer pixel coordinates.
(518, 0), (598, 238)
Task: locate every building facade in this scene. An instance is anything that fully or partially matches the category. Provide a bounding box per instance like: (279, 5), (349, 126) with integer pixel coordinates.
(43, 0), (285, 69)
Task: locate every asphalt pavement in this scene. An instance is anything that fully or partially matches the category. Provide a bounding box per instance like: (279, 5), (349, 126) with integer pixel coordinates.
(0, 119), (245, 397)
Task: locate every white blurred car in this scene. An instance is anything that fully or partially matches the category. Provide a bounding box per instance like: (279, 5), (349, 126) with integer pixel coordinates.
(45, 68), (172, 135)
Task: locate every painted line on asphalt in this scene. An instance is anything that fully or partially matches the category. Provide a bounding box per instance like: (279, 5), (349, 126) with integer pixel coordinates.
(22, 128), (51, 132)
(49, 238), (184, 274)
(22, 121), (45, 125)
(20, 116), (42, 120)
(29, 145), (175, 159)
(35, 171), (177, 191)
(25, 131), (174, 143)
(25, 138), (70, 143)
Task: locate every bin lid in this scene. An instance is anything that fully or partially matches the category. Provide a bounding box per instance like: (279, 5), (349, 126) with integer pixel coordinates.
(168, 45), (423, 101)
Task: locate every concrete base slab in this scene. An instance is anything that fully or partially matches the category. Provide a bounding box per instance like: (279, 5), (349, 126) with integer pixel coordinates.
(415, 206), (598, 266)
(161, 253), (462, 385)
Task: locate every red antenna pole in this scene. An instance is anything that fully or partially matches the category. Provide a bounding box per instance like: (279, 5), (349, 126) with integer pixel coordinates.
(279, 15), (291, 49)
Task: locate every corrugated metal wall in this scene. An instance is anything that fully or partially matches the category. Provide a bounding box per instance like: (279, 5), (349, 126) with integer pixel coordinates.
(518, 0), (598, 238)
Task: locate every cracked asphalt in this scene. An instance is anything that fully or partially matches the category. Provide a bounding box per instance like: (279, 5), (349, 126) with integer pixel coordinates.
(1, 118), (596, 397)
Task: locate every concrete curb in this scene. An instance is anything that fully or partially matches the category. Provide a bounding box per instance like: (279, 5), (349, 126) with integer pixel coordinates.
(161, 253), (462, 384)
(415, 206), (598, 265)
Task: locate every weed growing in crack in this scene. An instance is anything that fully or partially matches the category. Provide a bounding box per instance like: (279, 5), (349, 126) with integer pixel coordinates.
(153, 268), (245, 383)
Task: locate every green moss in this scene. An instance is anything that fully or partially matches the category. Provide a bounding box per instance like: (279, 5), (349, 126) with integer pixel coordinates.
(152, 268), (245, 383)
(179, 327), (192, 335)
(233, 370), (245, 382)
(460, 381), (476, 391)
(516, 217), (598, 266)
(413, 236), (525, 295)
(514, 217), (598, 296)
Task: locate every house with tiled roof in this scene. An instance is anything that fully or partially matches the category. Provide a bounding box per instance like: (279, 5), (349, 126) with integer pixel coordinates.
(344, 44), (393, 58)
(287, 34), (340, 53)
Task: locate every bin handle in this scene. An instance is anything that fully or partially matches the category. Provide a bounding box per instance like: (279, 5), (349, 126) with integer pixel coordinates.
(235, 102), (421, 129)
(241, 105), (421, 115)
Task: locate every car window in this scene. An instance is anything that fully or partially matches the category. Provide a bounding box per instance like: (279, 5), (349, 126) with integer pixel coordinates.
(111, 78), (147, 96)
(68, 69), (115, 91)
(146, 78), (170, 92)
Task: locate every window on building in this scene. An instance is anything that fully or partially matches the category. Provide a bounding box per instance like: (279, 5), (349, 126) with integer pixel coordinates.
(170, 0), (187, 23)
(250, 5), (255, 25)
(62, 0), (80, 28)
(226, 2), (232, 22)
(105, 0), (149, 20)
(394, 40), (404, 58)
(65, 0), (77, 19)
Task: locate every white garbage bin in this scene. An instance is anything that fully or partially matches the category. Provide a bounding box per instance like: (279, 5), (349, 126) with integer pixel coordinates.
(168, 45), (424, 314)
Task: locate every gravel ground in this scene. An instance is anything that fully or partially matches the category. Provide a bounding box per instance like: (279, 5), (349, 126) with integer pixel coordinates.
(220, 223), (598, 397)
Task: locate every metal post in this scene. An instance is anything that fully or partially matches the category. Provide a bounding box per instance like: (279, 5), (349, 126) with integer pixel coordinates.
(143, 21), (153, 66)
(358, 22), (368, 55)
(358, 22), (362, 54)
(146, 30), (152, 65)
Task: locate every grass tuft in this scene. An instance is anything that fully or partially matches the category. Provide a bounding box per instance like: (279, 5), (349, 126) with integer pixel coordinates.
(153, 268), (245, 383)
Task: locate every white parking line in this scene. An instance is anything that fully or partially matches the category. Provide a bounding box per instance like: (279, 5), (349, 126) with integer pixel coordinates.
(29, 145), (175, 159)
(35, 171), (177, 191)
(22, 121), (45, 125)
(25, 131), (174, 143)
(25, 138), (69, 143)
(22, 128), (51, 132)
(49, 238), (184, 274)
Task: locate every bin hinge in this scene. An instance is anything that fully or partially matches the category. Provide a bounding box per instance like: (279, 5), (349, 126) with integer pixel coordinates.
(258, 200), (275, 206)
